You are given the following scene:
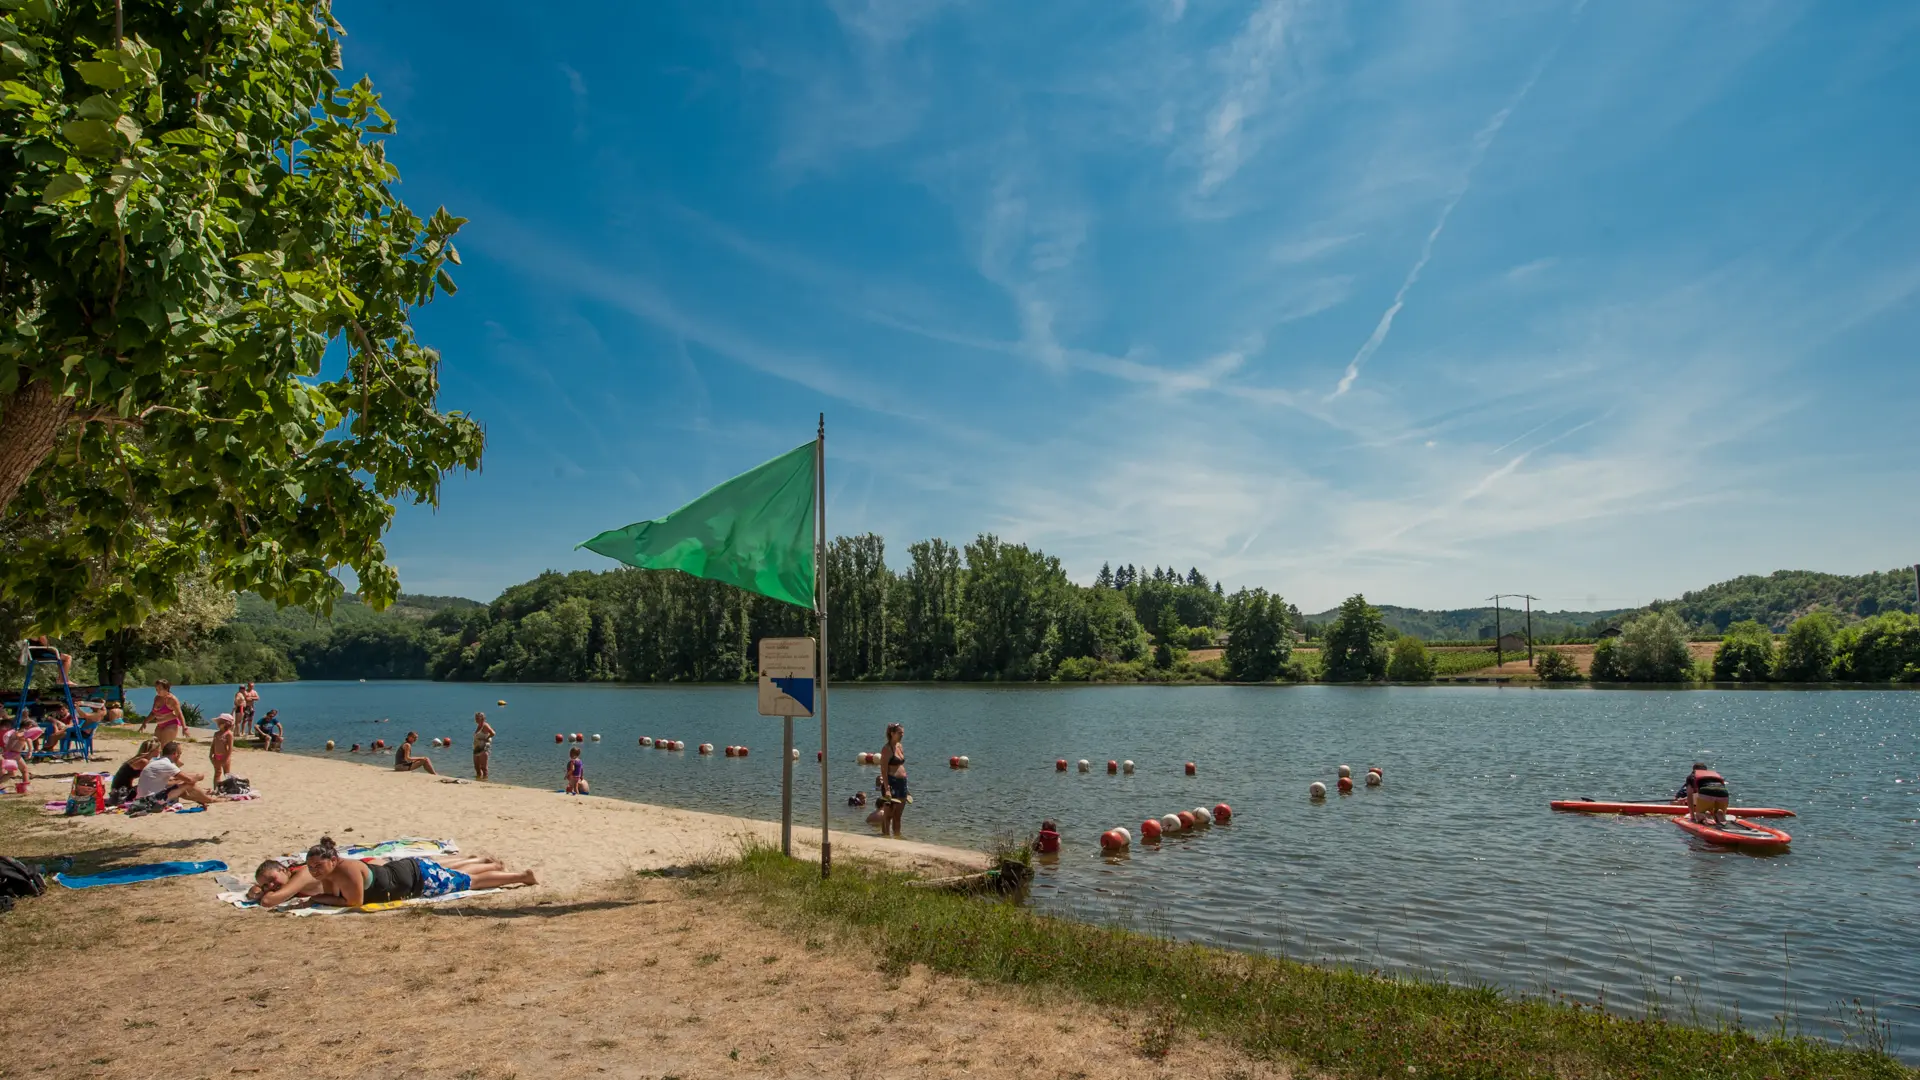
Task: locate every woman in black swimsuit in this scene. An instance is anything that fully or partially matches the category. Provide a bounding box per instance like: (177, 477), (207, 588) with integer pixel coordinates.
(877, 723), (907, 838)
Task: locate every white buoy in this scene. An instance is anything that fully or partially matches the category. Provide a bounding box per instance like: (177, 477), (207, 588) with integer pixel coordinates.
(1077, 759), (1091, 773)
(640, 737), (652, 747)
(957, 755), (970, 768)
(1192, 806), (1213, 826)
(1160, 813), (1182, 832)
(1115, 826), (1132, 847)
(325, 740), (335, 751)
(1366, 771), (1382, 787)
(791, 748), (800, 761)
(1310, 781), (1327, 799)
(1338, 764), (1352, 778)
(1122, 759), (1135, 774)
(591, 734), (601, 742)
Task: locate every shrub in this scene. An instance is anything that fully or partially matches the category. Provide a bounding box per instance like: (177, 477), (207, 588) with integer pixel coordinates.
(1613, 611), (1694, 682)
(1773, 611), (1838, 681)
(1711, 621), (1774, 682)
(1534, 649), (1582, 682)
(1830, 611), (1920, 682)
(1589, 638), (1625, 682)
(1386, 636), (1435, 681)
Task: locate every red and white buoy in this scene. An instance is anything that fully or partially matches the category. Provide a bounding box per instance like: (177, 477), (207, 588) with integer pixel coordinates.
(1099, 828), (1129, 852)
(699, 744), (714, 755)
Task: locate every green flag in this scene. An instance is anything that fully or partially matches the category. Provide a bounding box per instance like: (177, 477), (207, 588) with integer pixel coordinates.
(579, 441), (817, 609)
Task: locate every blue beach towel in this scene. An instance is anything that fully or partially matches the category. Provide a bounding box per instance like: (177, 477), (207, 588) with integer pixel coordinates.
(55, 860), (228, 889)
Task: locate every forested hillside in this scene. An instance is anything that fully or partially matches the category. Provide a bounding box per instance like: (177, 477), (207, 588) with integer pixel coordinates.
(1645, 568), (1917, 631)
(1303, 604), (1626, 642)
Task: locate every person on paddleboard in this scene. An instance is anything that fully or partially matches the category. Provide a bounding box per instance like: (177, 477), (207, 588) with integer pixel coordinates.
(1675, 762), (1731, 826)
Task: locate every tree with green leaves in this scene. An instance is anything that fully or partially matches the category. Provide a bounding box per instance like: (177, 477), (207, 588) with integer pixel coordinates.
(1612, 611), (1694, 682)
(1829, 611), (1920, 683)
(1386, 635), (1435, 681)
(1322, 594), (1388, 682)
(1773, 611), (1838, 682)
(1534, 648), (1581, 682)
(1094, 562), (1113, 589)
(0, 0), (482, 642)
(1588, 637), (1625, 681)
(1710, 620), (1774, 682)
(957, 534), (1065, 680)
(1222, 587), (1291, 681)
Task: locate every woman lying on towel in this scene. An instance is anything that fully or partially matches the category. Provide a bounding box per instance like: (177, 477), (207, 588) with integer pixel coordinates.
(246, 838), (535, 908)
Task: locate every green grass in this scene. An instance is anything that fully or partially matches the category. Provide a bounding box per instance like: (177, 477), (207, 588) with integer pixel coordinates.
(1430, 649), (1508, 676)
(711, 845), (1910, 1080)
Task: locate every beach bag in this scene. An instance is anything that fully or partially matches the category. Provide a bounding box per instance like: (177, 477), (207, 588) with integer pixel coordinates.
(217, 776), (251, 796)
(0, 856), (45, 898)
(65, 774), (105, 816)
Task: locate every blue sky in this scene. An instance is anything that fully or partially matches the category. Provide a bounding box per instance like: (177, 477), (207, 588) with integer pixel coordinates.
(340, 0), (1920, 612)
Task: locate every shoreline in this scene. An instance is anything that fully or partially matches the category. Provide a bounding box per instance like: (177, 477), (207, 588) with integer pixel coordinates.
(30, 730), (983, 891)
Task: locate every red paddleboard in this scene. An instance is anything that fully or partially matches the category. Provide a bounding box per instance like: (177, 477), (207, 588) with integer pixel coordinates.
(1672, 815), (1792, 850)
(1550, 799), (1795, 818)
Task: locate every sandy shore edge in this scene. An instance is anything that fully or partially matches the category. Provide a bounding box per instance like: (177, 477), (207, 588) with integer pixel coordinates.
(18, 732), (984, 891)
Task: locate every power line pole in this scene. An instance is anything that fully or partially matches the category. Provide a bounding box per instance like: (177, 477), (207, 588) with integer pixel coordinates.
(1522, 594), (1536, 666)
(1488, 595), (1503, 667)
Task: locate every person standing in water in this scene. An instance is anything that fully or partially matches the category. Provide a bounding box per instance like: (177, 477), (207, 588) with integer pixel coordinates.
(471, 711), (496, 781)
(877, 723), (907, 838)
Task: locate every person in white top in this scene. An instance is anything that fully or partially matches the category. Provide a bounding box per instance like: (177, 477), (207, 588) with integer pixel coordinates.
(134, 742), (216, 806)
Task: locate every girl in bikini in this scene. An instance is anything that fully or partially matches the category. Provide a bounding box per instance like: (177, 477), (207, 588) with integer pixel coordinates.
(877, 723), (907, 837)
(472, 711), (496, 781)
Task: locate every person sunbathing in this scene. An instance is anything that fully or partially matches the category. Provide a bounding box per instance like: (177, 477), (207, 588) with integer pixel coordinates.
(249, 838), (533, 908)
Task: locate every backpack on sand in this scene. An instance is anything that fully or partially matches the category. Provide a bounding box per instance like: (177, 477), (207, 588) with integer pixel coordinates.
(0, 856), (46, 898)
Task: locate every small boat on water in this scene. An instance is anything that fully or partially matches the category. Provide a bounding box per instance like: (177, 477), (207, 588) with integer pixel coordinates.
(1672, 815), (1792, 851)
(1550, 799), (1795, 818)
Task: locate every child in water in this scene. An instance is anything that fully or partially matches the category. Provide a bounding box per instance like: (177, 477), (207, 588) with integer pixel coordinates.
(846, 791), (867, 807)
(1032, 820), (1062, 855)
(1675, 762), (1730, 826)
(565, 746), (589, 795)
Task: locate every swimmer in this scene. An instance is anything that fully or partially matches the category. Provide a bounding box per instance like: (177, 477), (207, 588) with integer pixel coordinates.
(1032, 819), (1062, 855)
(847, 791), (867, 807)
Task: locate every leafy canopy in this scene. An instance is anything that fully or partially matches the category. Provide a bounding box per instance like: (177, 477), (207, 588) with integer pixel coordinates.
(0, 0), (483, 639)
(1322, 594), (1388, 683)
(1710, 620), (1774, 682)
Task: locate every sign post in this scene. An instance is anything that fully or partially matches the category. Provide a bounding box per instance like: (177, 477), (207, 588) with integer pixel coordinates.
(758, 636), (816, 857)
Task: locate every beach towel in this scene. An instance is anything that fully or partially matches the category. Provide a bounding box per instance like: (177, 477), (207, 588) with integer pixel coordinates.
(211, 837), (464, 911)
(56, 860), (228, 889)
(214, 882), (526, 915)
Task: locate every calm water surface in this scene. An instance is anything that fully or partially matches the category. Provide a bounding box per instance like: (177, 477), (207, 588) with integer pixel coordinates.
(142, 682), (1920, 1056)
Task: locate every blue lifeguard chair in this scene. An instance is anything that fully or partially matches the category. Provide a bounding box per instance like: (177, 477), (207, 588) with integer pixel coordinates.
(15, 642), (87, 762)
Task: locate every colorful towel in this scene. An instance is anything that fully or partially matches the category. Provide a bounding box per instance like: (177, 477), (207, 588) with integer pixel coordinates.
(56, 860), (228, 889)
(215, 882), (525, 915)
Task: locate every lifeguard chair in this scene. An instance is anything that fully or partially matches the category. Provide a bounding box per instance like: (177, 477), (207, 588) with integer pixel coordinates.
(15, 642), (83, 762)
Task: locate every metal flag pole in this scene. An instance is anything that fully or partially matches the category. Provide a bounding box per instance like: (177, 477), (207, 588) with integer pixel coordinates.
(816, 414), (832, 878)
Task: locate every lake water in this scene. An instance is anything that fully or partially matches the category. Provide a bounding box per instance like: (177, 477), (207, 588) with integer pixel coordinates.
(142, 681), (1920, 1057)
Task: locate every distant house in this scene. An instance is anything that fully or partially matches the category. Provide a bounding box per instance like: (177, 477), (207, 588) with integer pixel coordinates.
(1597, 626), (1624, 639)
(1496, 633), (1529, 653)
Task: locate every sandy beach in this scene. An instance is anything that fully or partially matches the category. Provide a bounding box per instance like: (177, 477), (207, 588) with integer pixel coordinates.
(2, 733), (1289, 1079)
(23, 730), (980, 888)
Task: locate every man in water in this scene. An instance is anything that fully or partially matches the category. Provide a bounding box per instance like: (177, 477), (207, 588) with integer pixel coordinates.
(1675, 762), (1730, 826)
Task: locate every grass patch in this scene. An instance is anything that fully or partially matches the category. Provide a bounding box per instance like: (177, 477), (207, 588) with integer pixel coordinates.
(715, 845), (1910, 1080)
(1430, 649), (1506, 676)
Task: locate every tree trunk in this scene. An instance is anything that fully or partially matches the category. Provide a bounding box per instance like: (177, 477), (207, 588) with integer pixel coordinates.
(0, 379), (72, 516)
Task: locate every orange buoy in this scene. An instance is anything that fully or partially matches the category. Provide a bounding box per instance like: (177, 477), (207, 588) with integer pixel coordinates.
(1107, 760), (1118, 774)
(949, 755), (960, 769)
(1056, 758), (1068, 771)
(1185, 761), (1197, 776)
(1338, 775), (1354, 793)
(738, 746), (749, 757)
(1213, 803), (1232, 824)
(1140, 818), (1163, 842)
(1099, 829), (1128, 852)
(555, 733), (565, 743)
(1176, 811), (1195, 831)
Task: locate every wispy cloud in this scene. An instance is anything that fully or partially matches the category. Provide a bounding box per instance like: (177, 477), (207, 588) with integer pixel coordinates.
(1195, 0), (1308, 198)
(1329, 53), (1555, 399)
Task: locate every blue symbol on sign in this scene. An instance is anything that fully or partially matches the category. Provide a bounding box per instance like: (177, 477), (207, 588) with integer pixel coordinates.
(770, 675), (814, 713)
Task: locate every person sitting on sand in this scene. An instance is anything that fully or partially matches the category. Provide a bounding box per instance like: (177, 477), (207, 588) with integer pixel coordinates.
(255, 709), (284, 751)
(565, 746), (589, 795)
(394, 732), (437, 775)
(1676, 762), (1731, 826)
(108, 743), (158, 805)
(250, 837), (535, 908)
(135, 742), (217, 808)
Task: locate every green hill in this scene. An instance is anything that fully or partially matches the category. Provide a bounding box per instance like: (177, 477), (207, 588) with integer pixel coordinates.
(1304, 604), (1626, 642)
(1645, 568), (1917, 632)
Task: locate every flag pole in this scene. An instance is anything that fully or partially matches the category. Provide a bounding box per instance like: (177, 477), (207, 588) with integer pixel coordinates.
(816, 413), (831, 879)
